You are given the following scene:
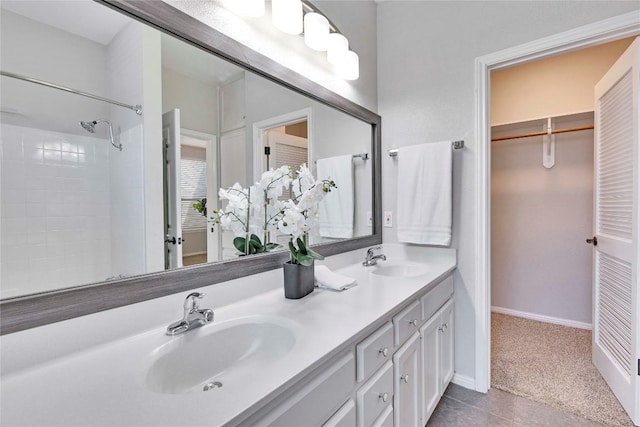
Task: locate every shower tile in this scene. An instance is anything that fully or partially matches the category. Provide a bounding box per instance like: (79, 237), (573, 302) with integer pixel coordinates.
(43, 149), (62, 163)
(24, 147), (45, 164)
(61, 142), (78, 153)
(4, 203), (27, 218)
(3, 140), (24, 159)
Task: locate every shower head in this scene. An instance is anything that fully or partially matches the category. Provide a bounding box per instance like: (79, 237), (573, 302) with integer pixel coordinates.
(79, 119), (122, 151)
(80, 120), (97, 133)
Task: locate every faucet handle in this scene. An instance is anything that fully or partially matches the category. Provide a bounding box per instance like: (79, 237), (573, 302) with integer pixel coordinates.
(184, 292), (205, 312)
(367, 246), (381, 256)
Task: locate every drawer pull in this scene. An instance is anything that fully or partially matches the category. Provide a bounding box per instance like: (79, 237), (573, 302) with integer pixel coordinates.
(408, 319), (418, 327)
(443, 322), (449, 329)
(378, 392), (389, 403)
(401, 374), (410, 383)
(379, 347), (389, 357)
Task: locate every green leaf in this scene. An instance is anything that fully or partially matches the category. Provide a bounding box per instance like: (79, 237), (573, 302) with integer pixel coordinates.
(248, 239), (264, 253)
(265, 243), (280, 251)
(294, 253), (315, 266)
(307, 247), (325, 261)
(233, 237), (246, 252)
(296, 237), (307, 255)
(288, 241), (298, 256)
(249, 234), (262, 244)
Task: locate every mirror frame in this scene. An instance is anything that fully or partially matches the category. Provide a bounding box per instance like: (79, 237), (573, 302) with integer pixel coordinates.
(0, 0), (382, 335)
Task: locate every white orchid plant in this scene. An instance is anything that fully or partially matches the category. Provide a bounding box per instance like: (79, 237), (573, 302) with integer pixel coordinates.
(213, 164), (336, 264)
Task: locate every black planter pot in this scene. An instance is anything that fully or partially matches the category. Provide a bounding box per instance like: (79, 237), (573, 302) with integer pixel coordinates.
(283, 261), (315, 299)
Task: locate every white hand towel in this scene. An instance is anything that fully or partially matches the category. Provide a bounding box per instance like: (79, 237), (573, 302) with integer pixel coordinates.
(396, 141), (452, 246)
(317, 155), (354, 239)
(314, 265), (357, 291)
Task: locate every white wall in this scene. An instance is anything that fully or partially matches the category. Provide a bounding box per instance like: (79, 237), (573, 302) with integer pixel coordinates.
(491, 38), (634, 125)
(161, 67), (218, 135)
(106, 22), (149, 278)
(164, 0), (378, 112)
(491, 116), (593, 324)
(377, 1), (640, 384)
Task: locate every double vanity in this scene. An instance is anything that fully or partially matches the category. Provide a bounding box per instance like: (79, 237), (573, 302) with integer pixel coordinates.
(0, 245), (456, 426)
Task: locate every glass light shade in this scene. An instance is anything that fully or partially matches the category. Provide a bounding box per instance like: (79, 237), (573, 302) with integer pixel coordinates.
(327, 33), (348, 65)
(337, 50), (359, 80)
(304, 12), (329, 51)
(272, 0), (303, 35)
(226, 0), (265, 18)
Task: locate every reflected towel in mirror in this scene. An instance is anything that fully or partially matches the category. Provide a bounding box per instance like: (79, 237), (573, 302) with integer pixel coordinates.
(317, 154), (354, 238)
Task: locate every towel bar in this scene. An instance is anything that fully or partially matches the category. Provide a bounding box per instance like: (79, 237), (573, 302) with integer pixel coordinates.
(388, 140), (464, 157)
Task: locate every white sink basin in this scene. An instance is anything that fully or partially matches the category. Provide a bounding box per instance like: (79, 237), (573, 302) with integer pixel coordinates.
(144, 316), (297, 394)
(370, 263), (429, 278)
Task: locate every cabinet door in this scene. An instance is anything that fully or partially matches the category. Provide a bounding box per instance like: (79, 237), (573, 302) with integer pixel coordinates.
(220, 77), (245, 132)
(439, 299), (454, 393)
(393, 333), (421, 427)
(420, 312), (440, 422)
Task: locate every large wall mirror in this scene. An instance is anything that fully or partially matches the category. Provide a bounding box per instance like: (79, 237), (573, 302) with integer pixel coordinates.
(0, 0), (381, 334)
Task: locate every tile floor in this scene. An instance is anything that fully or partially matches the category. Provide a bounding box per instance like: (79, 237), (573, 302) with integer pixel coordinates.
(427, 383), (605, 426)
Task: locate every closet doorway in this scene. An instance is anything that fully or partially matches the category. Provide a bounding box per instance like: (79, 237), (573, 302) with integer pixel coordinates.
(489, 37), (636, 426)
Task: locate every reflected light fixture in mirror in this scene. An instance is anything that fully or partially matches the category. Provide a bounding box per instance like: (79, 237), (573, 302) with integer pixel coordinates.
(226, 0), (266, 18)
(272, 0), (303, 35)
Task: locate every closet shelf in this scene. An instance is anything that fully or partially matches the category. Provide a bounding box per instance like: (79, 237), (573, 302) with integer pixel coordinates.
(491, 111), (594, 142)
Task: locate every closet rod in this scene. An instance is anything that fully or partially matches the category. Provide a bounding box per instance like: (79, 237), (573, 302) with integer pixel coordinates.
(491, 125), (594, 142)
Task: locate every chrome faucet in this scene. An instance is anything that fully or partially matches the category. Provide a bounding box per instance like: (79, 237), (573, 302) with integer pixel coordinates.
(363, 246), (387, 267)
(166, 292), (214, 336)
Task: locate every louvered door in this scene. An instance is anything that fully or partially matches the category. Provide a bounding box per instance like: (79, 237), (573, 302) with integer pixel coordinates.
(592, 37), (639, 426)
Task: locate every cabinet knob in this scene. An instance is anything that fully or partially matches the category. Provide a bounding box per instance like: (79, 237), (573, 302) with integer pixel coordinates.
(378, 392), (389, 403)
(379, 347), (389, 357)
(401, 374), (410, 383)
(408, 319), (418, 327)
(443, 322), (449, 329)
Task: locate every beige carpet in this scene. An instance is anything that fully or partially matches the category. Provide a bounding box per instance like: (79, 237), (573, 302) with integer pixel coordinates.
(491, 313), (634, 426)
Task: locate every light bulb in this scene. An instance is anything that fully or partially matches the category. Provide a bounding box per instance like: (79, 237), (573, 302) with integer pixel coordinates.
(304, 12), (329, 51)
(327, 33), (348, 65)
(272, 0), (303, 35)
(337, 50), (359, 80)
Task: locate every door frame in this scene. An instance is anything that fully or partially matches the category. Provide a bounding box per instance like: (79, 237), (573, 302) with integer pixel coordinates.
(474, 11), (640, 393)
(180, 129), (219, 263)
(252, 107), (313, 177)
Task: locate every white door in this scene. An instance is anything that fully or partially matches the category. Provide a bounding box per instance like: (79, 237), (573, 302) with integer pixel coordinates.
(206, 135), (219, 263)
(440, 300), (455, 391)
(592, 37), (639, 426)
(162, 109), (183, 269)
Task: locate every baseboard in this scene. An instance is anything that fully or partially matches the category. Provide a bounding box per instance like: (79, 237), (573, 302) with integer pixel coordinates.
(451, 373), (476, 390)
(491, 306), (592, 330)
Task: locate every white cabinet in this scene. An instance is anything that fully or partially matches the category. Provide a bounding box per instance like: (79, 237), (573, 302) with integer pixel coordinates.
(420, 297), (455, 423)
(420, 312), (441, 421)
(251, 352), (355, 427)
(220, 77), (245, 132)
(356, 361), (393, 427)
(439, 300), (454, 391)
(356, 322), (393, 382)
(393, 333), (421, 427)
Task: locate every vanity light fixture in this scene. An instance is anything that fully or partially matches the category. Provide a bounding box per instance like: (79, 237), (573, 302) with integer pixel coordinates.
(223, 0), (360, 80)
(272, 0), (303, 35)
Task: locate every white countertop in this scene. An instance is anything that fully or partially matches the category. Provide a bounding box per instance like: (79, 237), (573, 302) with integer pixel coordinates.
(0, 247), (456, 426)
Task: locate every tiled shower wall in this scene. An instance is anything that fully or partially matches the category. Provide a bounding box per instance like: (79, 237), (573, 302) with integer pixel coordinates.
(0, 124), (112, 298)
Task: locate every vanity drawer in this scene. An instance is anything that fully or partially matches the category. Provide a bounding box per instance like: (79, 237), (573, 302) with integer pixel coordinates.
(356, 361), (393, 427)
(372, 405), (393, 427)
(265, 351), (355, 427)
(393, 301), (421, 346)
(323, 399), (355, 427)
(356, 322), (393, 382)
(421, 274), (454, 321)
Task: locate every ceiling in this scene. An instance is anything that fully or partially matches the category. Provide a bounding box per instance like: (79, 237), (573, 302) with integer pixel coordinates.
(1, 0), (243, 85)
(0, 0), (130, 45)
